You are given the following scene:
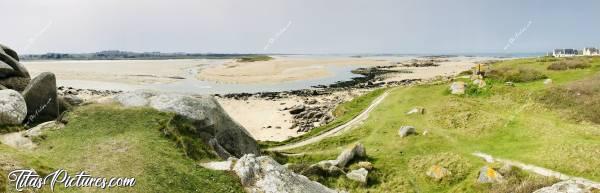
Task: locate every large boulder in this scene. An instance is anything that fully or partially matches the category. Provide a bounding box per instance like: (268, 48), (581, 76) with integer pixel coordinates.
(533, 180), (596, 193)
(115, 91), (260, 158)
(346, 168), (368, 184)
(0, 43), (19, 61)
(0, 45), (30, 91)
(21, 72), (59, 125)
(449, 81), (466, 95)
(335, 143), (366, 167)
(233, 154), (338, 193)
(0, 89), (27, 125)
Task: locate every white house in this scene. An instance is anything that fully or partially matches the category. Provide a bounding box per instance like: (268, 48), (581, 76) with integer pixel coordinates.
(553, 48), (579, 57)
(583, 47), (599, 56)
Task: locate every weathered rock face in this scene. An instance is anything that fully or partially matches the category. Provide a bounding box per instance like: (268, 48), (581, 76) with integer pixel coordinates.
(115, 91), (260, 158)
(346, 168), (368, 184)
(0, 89), (27, 125)
(533, 180), (596, 193)
(0, 45), (30, 91)
(477, 166), (504, 183)
(335, 143), (366, 168)
(450, 81), (466, 95)
(398, 126), (416, 137)
(233, 154), (338, 193)
(21, 72), (59, 124)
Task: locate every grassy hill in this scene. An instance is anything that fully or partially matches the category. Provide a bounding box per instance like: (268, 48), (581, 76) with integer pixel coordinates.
(273, 56), (600, 192)
(0, 105), (244, 193)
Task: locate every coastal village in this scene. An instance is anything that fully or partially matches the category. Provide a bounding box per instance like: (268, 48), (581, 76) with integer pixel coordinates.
(551, 47), (600, 57)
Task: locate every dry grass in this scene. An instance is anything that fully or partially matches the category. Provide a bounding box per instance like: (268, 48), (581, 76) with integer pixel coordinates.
(486, 67), (547, 82)
(547, 59), (591, 71)
(539, 74), (600, 123)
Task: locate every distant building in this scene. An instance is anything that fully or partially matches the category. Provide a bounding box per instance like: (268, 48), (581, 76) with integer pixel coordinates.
(583, 47), (600, 56)
(553, 48), (579, 57)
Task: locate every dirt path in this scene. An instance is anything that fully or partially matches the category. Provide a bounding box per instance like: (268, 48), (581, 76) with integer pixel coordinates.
(267, 90), (390, 152)
(472, 152), (600, 189)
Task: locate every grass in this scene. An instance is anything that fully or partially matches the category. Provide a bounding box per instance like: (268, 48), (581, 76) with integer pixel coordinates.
(272, 56), (600, 192)
(0, 104), (244, 193)
(259, 88), (386, 148)
(236, 55), (273, 62)
(547, 58), (591, 71)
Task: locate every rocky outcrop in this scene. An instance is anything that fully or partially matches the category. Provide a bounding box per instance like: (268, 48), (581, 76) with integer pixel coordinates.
(477, 166), (504, 183)
(0, 90), (27, 125)
(115, 91), (260, 158)
(450, 81), (466, 95)
(334, 143), (366, 168)
(0, 46), (30, 91)
(233, 154), (338, 193)
(21, 72), (59, 124)
(426, 165), (451, 180)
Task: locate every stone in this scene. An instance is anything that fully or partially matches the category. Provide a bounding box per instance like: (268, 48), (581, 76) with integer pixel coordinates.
(346, 168), (368, 184)
(406, 107), (425, 115)
(473, 79), (486, 88)
(233, 154), (338, 193)
(0, 84), (7, 90)
(115, 91), (260, 158)
(303, 160), (344, 177)
(289, 105), (306, 115)
(0, 77), (31, 91)
(0, 50), (29, 78)
(0, 43), (19, 61)
(450, 81), (466, 95)
(477, 166), (504, 183)
(505, 82), (515, 87)
(0, 89), (27, 125)
(21, 72), (59, 125)
(0, 60), (14, 77)
(335, 143), (366, 167)
(544, 79), (553, 85)
(398, 126), (416, 137)
(426, 165), (451, 180)
(62, 95), (84, 106)
(533, 180), (595, 193)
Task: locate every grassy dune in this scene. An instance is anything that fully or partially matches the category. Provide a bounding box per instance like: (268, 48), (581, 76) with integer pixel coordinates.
(278, 56), (600, 192)
(0, 105), (243, 193)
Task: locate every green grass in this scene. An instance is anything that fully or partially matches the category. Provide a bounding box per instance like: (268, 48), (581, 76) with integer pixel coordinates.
(0, 104), (243, 193)
(236, 55), (273, 62)
(273, 56), (600, 192)
(259, 88), (386, 148)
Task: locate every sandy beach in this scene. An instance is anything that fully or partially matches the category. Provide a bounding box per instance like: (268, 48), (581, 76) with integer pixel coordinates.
(24, 55), (494, 142)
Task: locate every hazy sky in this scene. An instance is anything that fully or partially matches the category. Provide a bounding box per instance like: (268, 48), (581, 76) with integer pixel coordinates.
(1, 0), (599, 54)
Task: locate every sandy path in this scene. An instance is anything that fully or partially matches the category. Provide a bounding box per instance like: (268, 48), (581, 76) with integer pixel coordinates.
(267, 91), (389, 151)
(472, 152), (600, 189)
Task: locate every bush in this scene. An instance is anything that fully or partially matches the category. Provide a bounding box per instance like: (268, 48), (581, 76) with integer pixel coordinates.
(536, 57), (558, 63)
(547, 60), (591, 71)
(487, 67), (547, 82)
(539, 75), (600, 123)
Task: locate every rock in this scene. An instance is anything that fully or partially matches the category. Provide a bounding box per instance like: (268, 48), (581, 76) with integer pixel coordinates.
(449, 81), (466, 95)
(406, 107), (425, 115)
(62, 95), (84, 106)
(544, 79), (553, 85)
(200, 157), (238, 171)
(0, 89), (27, 125)
(289, 105), (306, 115)
(357, 161), (374, 171)
(302, 160), (344, 177)
(505, 82), (515, 86)
(426, 165), (451, 180)
(473, 79), (486, 88)
(398, 126), (416, 137)
(533, 180), (595, 193)
(0, 77), (30, 91)
(0, 43), (19, 61)
(0, 48), (28, 77)
(335, 143), (366, 167)
(21, 72), (59, 124)
(115, 91), (260, 158)
(346, 168), (368, 184)
(0, 60), (14, 77)
(477, 166), (504, 183)
(0, 84), (7, 90)
(233, 154), (338, 193)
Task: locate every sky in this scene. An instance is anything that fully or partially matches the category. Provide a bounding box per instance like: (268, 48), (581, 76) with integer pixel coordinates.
(1, 0), (599, 54)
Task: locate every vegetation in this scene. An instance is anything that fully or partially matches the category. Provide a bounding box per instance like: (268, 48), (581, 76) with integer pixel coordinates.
(0, 104), (244, 193)
(486, 66), (547, 82)
(273, 56), (600, 192)
(236, 55), (273, 62)
(547, 58), (591, 71)
(259, 88), (386, 148)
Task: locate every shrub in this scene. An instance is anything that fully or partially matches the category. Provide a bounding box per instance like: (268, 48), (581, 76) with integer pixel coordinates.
(547, 59), (591, 71)
(487, 67), (547, 82)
